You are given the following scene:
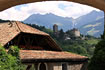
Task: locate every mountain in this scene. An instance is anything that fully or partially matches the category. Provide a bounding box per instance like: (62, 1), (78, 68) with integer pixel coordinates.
(79, 18), (104, 37)
(24, 13), (73, 31)
(24, 10), (104, 37)
(75, 10), (104, 28)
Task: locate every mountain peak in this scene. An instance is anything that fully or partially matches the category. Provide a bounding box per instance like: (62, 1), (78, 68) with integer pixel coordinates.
(24, 13), (73, 31)
(24, 10), (104, 36)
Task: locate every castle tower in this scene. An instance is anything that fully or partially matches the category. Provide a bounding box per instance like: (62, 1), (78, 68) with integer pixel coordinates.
(53, 24), (58, 33)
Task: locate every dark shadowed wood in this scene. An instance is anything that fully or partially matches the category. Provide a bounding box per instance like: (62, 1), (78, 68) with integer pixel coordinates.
(39, 63), (46, 70)
(26, 65), (32, 70)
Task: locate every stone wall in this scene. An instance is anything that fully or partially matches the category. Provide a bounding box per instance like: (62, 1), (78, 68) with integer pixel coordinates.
(74, 30), (80, 37)
(47, 63), (62, 70)
(68, 63), (83, 70)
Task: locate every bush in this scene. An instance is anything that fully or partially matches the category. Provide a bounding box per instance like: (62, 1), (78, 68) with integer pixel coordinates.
(0, 45), (25, 70)
(8, 46), (20, 61)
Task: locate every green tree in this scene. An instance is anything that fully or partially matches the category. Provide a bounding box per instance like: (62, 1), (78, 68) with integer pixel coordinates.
(88, 40), (105, 70)
(0, 45), (25, 70)
(58, 29), (65, 40)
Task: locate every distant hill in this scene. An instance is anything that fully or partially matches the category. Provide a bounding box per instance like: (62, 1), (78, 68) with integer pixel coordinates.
(79, 18), (104, 37)
(24, 10), (104, 37)
(24, 13), (73, 31)
(75, 10), (104, 28)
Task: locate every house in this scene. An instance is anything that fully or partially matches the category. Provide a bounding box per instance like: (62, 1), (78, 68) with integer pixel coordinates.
(0, 21), (88, 70)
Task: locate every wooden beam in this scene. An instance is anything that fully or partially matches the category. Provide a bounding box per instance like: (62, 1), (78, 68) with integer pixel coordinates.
(102, 12), (105, 39)
(0, 0), (105, 12)
(17, 34), (22, 46)
(34, 35), (39, 46)
(104, 12), (105, 39)
(30, 37), (34, 46)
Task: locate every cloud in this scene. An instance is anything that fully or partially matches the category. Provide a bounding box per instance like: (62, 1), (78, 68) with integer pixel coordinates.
(0, 1), (100, 21)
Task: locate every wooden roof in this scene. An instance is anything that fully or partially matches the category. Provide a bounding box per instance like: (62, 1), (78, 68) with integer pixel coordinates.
(20, 50), (88, 63)
(0, 21), (61, 51)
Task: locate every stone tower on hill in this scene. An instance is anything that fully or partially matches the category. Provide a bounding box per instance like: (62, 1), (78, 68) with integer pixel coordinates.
(53, 24), (58, 33)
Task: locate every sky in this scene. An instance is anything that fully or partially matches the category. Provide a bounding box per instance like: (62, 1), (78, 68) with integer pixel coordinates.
(0, 1), (101, 21)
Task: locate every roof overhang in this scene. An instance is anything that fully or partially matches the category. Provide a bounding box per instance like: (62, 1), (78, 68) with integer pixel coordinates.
(20, 50), (89, 64)
(0, 21), (62, 51)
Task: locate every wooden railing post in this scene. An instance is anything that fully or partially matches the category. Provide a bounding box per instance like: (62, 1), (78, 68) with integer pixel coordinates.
(104, 12), (105, 39)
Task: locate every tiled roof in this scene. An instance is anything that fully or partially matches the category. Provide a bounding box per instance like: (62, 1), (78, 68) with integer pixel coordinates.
(20, 50), (88, 62)
(0, 22), (20, 46)
(0, 21), (61, 51)
(0, 21), (48, 46)
(16, 21), (49, 36)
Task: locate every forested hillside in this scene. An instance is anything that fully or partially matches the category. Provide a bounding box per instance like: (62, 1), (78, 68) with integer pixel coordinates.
(27, 24), (100, 57)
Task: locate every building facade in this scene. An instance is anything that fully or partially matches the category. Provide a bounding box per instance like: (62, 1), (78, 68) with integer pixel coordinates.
(70, 28), (80, 37)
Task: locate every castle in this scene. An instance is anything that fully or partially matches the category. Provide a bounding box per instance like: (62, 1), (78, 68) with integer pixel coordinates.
(53, 24), (59, 34)
(70, 28), (80, 37)
(53, 24), (80, 38)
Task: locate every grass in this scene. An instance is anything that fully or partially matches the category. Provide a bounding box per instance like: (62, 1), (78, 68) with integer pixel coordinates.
(86, 38), (100, 45)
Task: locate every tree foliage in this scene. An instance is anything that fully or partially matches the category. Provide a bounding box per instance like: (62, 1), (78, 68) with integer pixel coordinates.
(88, 39), (105, 70)
(0, 45), (25, 70)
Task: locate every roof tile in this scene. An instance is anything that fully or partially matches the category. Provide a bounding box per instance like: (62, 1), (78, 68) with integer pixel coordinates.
(20, 50), (88, 60)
